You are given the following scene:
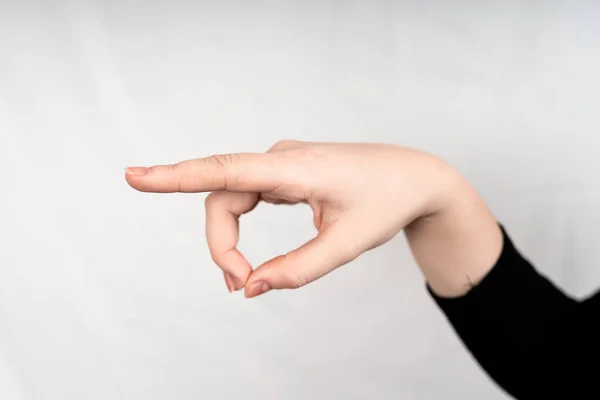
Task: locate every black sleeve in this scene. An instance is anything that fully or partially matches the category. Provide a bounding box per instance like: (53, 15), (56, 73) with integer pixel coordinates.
(428, 225), (599, 399)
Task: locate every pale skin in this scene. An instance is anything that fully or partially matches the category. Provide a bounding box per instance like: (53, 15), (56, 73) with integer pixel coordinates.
(125, 140), (503, 299)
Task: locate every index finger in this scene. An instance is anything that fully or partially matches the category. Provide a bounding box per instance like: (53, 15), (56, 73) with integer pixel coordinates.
(125, 153), (286, 193)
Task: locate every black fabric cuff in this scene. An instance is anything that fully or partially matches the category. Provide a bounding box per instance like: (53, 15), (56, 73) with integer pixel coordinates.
(426, 224), (569, 321)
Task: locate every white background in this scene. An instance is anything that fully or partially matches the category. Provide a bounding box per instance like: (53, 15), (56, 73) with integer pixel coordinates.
(1, 1), (599, 399)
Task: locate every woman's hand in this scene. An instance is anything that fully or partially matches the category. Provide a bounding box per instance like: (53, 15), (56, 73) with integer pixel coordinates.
(125, 140), (501, 298)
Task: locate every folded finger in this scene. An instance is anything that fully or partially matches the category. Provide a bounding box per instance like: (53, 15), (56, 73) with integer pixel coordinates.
(205, 191), (259, 291)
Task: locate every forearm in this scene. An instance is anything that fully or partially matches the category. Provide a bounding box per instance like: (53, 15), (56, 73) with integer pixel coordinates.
(404, 167), (503, 298)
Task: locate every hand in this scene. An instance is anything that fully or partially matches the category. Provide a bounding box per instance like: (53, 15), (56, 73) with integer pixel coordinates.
(125, 140), (462, 298)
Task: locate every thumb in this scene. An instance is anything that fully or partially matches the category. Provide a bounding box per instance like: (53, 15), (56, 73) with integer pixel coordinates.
(243, 220), (363, 298)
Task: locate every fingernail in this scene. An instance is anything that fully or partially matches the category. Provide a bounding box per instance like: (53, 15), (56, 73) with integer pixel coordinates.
(245, 281), (271, 298)
(125, 167), (150, 176)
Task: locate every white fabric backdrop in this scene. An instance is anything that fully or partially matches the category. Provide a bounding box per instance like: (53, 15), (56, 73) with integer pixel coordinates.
(1, 1), (599, 399)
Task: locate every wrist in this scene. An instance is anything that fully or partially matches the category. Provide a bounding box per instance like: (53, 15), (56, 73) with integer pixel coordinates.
(405, 165), (503, 297)
(416, 155), (467, 220)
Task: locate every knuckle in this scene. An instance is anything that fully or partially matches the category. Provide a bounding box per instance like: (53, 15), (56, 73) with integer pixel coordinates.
(269, 139), (302, 152)
(210, 251), (223, 265)
(204, 192), (225, 208)
(283, 147), (323, 163)
(287, 271), (309, 289)
(208, 247), (231, 267)
(208, 154), (229, 170)
(210, 254), (228, 271)
(168, 163), (185, 192)
(210, 153), (240, 166)
(279, 253), (309, 289)
(270, 140), (290, 149)
(206, 154), (234, 190)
